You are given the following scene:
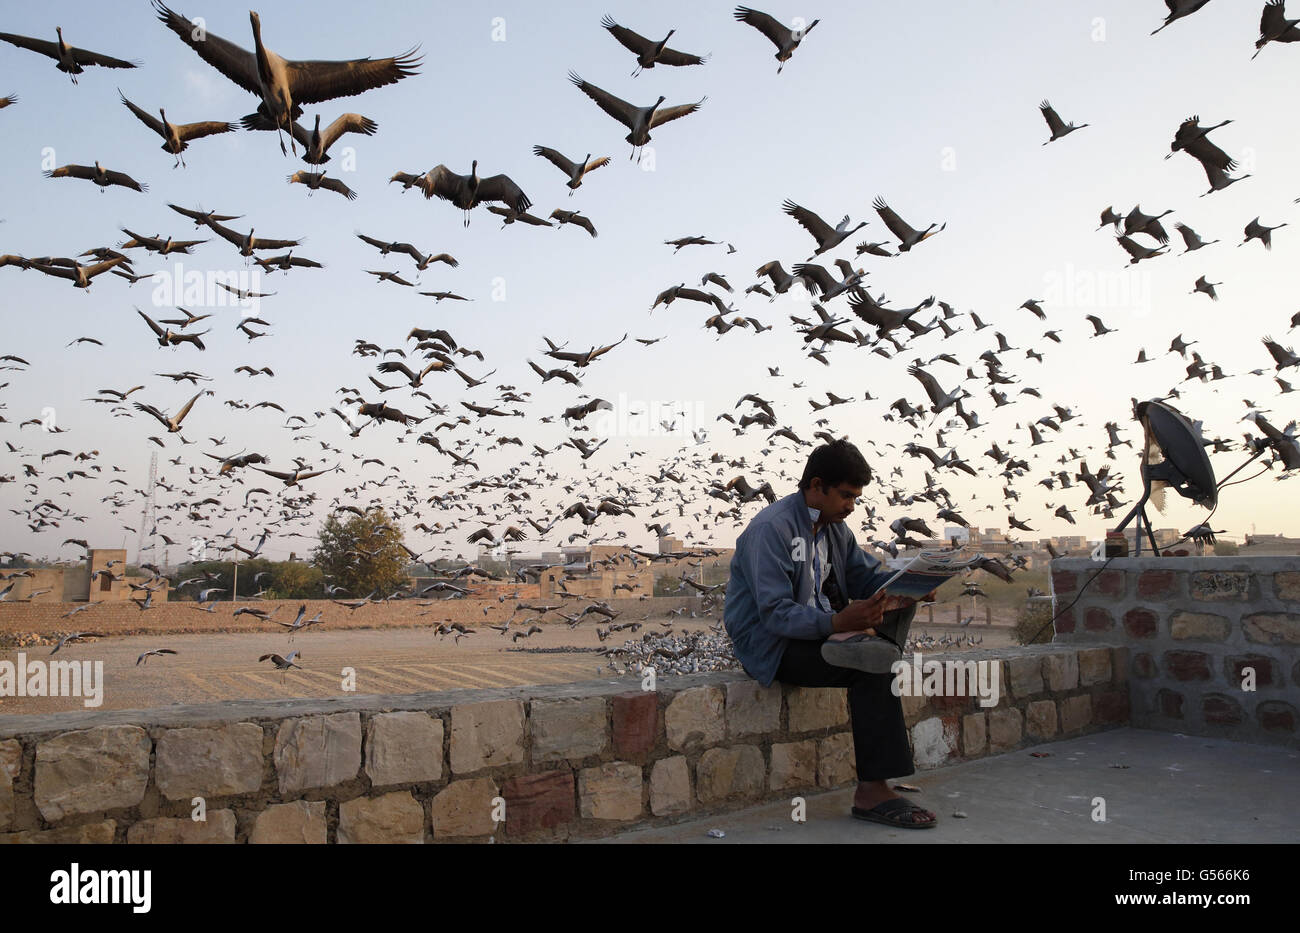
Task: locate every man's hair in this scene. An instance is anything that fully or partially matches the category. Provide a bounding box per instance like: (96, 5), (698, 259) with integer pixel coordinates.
(798, 438), (871, 490)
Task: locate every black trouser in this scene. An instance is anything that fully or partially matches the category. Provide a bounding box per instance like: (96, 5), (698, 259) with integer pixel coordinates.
(775, 634), (914, 783)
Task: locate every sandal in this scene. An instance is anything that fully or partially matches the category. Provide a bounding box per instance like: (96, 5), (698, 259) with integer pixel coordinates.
(851, 797), (938, 829)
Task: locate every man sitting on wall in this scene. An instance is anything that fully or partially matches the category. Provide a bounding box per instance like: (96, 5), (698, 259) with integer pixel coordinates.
(723, 438), (937, 828)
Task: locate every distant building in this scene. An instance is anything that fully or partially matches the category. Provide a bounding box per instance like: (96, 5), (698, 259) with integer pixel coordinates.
(0, 548), (168, 603)
(1241, 533), (1300, 556)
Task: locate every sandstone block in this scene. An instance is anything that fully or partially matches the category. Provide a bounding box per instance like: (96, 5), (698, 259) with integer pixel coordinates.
(988, 708), (1022, 751)
(530, 697), (608, 763)
(501, 771), (573, 835)
(963, 712), (987, 757)
(1025, 700), (1058, 739)
(786, 686), (848, 732)
(769, 740), (816, 790)
(1243, 613), (1300, 645)
(611, 691), (658, 759)
(155, 723), (264, 801)
(695, 745), (764, 804)
(649, 756), (691, 816)
(0, 820), (116, 844)
(1043, 653), (1079, 692)
(664, 686), (724, 751)
(817, 733), (856, 787)
(449, 700), (525, 774)
(365, 712), (444, 787)
(127, 810), (236, 844)
(274, 713), (362, 795)
(1077, 647), (1112, 686)
(1170, 611), (1230, 641)
(578, 762), (643, 821)
(430, 777), (500, 838)
(0, 740), (19, 833)
(249, 800), (327, 844)
(34, 726), (150, 822)
(1006, 656), (1044, 698)
(339, 791), (427, 844)
(1059, 695), (1092, 733)
(726, 680), (781, 738)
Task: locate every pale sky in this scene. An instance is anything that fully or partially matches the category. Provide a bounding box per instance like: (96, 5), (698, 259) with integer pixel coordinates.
(1, 0), (1297, 565)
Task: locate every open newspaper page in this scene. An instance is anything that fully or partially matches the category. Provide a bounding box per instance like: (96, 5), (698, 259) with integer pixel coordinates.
(878, 549), (985, 599)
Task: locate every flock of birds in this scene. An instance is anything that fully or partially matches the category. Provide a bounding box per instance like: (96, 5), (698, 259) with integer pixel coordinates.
(2, 2), (1300, 684)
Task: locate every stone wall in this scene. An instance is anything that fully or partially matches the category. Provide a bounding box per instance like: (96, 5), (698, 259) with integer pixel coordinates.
(1051, 556), (1300, 747)
(0, 643), (1126, 843)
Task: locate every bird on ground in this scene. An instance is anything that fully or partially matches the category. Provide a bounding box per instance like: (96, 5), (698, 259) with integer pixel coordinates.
(118, 91), (237, 167)
(733, 6), (819, 73)
(1039, 100), (1089, 144)
(568, 71), (705, 161)
(0, 27), (137, 83)
(153, 2), (420, 155)
(600, 15), (708, 76)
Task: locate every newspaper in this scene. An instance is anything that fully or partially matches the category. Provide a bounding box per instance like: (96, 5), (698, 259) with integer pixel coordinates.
(877, 549), (984, 599)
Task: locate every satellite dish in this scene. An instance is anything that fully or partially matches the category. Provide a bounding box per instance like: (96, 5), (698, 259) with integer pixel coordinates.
(1115, 400), (1216, 555)
(1136, 400), (1217, 509)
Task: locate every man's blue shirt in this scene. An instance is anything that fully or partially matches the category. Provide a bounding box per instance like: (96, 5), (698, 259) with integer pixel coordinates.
(723, 490), (896, 686)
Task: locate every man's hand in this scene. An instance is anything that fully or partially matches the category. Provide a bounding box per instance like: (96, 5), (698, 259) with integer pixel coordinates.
(831, 590), (889, 633)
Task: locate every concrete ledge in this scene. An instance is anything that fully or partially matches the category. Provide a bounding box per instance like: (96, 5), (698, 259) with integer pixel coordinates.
(0, 642), (1127, 843)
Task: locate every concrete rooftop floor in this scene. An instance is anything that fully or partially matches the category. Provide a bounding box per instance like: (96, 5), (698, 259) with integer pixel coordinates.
(603, 729), (1300, 844)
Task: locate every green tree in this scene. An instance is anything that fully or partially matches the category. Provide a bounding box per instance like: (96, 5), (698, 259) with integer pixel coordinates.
(1213, 541), (1239, 556)
(268, 561), (325, 599)
(312, 508), (409, 598)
